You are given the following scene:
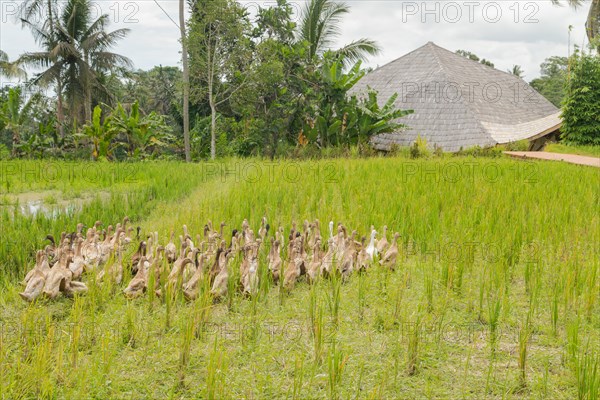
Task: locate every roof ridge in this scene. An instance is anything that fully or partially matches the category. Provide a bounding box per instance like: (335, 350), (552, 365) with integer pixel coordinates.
(367, 41), (438, 75)
(427, 43), (492, 143)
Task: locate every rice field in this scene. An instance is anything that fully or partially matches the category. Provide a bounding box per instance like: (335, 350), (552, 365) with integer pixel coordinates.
(0, 156), (599, 399)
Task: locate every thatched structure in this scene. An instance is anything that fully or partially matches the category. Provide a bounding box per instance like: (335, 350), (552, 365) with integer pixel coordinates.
(351, 42), (561, 151)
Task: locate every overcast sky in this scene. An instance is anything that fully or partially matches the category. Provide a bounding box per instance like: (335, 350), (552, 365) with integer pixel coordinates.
(0, 0), (592, 84)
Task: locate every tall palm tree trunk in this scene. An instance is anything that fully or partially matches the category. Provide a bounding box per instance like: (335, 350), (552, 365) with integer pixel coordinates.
(588, 0), (599, 46)
(179, 0), (191, 162)
(57, 79), (65, 139)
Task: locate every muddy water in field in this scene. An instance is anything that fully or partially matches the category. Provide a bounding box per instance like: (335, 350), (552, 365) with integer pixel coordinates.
(0, 190), (111, 218)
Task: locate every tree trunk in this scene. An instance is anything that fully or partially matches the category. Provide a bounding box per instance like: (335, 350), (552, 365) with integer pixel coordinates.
(57, 79), (65, 139)
(210, 98), (216, 160)
(179, 0), (191, 162)
(11, 131), (19, 157)
(587, 0), (599, 46)
(84, 84), (92, 124)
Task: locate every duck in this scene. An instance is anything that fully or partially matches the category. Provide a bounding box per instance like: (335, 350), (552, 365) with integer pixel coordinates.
(268, 238), (282, 284)
(123, 256), (148, 298)
(320, 238), (336, 278)
(242, 255), (259, 296)
(329, 221), (334, 240)
(307, 238), (322, 283)
(183, 253), (207, 300)
(19, 251), (48, 302)
(64, 280), (88, 297)
(97, 246), (124, 285)
(43, 252), (72, 299)
(376, 226), (389, 254)
(258, 217), (269, 241)
(164, 231), (177, 264)
(366, 229), (378, 260)
(380, 233), (401, 270)
(167, 243), (194, 288)
(340, 239), (359, 282)
(283, 258), (301, 292)
(131, 241), (147, 274)
(356, 236), (370, 273)
(210, 252), (233, 301)
(22, 248), (51, 285)
(69, 237), (86, 280)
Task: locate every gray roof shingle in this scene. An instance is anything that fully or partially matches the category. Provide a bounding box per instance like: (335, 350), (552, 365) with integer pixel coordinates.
(350, 42), (561, 151)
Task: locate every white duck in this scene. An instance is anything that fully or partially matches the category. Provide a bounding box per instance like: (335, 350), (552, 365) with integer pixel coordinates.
(366, 229), (378, 260)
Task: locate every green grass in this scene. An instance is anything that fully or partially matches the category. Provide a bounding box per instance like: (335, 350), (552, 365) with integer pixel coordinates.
(0, 157), (598, 398)
(545, 143), (600, 158)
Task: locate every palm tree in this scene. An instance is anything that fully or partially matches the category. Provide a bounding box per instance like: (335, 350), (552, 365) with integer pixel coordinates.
(508, 65), (524, 78)
(552, 0), (599, 45)
(588, 0), (599, 45)
(298, 0), (381, 67)
(0, 51), (27, 80)
(179, 0), (191, 162)
(19, 0), (131, 126)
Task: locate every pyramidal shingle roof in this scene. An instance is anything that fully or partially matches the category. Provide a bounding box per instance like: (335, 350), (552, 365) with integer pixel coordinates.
(351, 42), (561, 151)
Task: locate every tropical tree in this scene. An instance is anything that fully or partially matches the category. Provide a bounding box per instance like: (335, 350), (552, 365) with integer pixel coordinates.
(508, 65), (524, 78)
(530, 56), (568, 107)
(19, 0), (131, 128)
(456, 50), (495, 67)
(298, 0), (381, 67)
(552, 0), (599, 46)
(179, 0), (191, 162)
(0, 51), (26, 80)
(1, 87), (40, 156)
(188, 0), (253, 159)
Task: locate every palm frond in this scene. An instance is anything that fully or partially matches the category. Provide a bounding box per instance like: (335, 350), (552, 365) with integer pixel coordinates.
(335, 38), (381, 67)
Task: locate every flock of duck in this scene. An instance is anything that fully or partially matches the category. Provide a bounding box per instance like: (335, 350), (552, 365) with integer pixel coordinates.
(19, 217), (401, 302)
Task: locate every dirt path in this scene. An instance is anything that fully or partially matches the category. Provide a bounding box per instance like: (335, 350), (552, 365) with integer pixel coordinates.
(504, 151), (600, 168)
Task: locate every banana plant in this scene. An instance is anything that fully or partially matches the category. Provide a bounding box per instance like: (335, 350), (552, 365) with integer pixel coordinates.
(110, 101), (173, 158)
(78, 105), (119, 161)
(1, 87), (39, 157)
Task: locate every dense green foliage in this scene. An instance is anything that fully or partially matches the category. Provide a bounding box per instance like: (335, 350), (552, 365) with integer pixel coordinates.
(530, 56), (568, 107)
(561, 50), (600, 145)
(3, 0), (407, 160)
(0, 158), (598, 398)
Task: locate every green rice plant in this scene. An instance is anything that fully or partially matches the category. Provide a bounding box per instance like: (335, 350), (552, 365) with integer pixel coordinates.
(487, 291), (502, 354)
(424, 269), (434, 313)
(308, 285), (325, 363)
(551, 282), (560, 336)
(357, 271), (367, 319)
(518, 317), (532, 387)
(147, 260), (157, 312)
(69, 296), (84, 368)
(407, 313), (422, 376)
(291, 355), (304, 400)
(327, 339), (347, 400)
(575, 346), (600, 400)
(327, 272), (342, 327)
(567, 317), (581, 366)
(123, 303), (138, 348)
(164, 279), (173, 331)
(206, 337), (228, 400)
(177, 311), (195, 388)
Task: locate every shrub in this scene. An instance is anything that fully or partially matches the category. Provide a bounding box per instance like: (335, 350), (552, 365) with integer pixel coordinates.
(455, 145), (503, 158)
(561, 49), (600, 145)
(503, 140), (530, 151)
(410, 135), (431, 159)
